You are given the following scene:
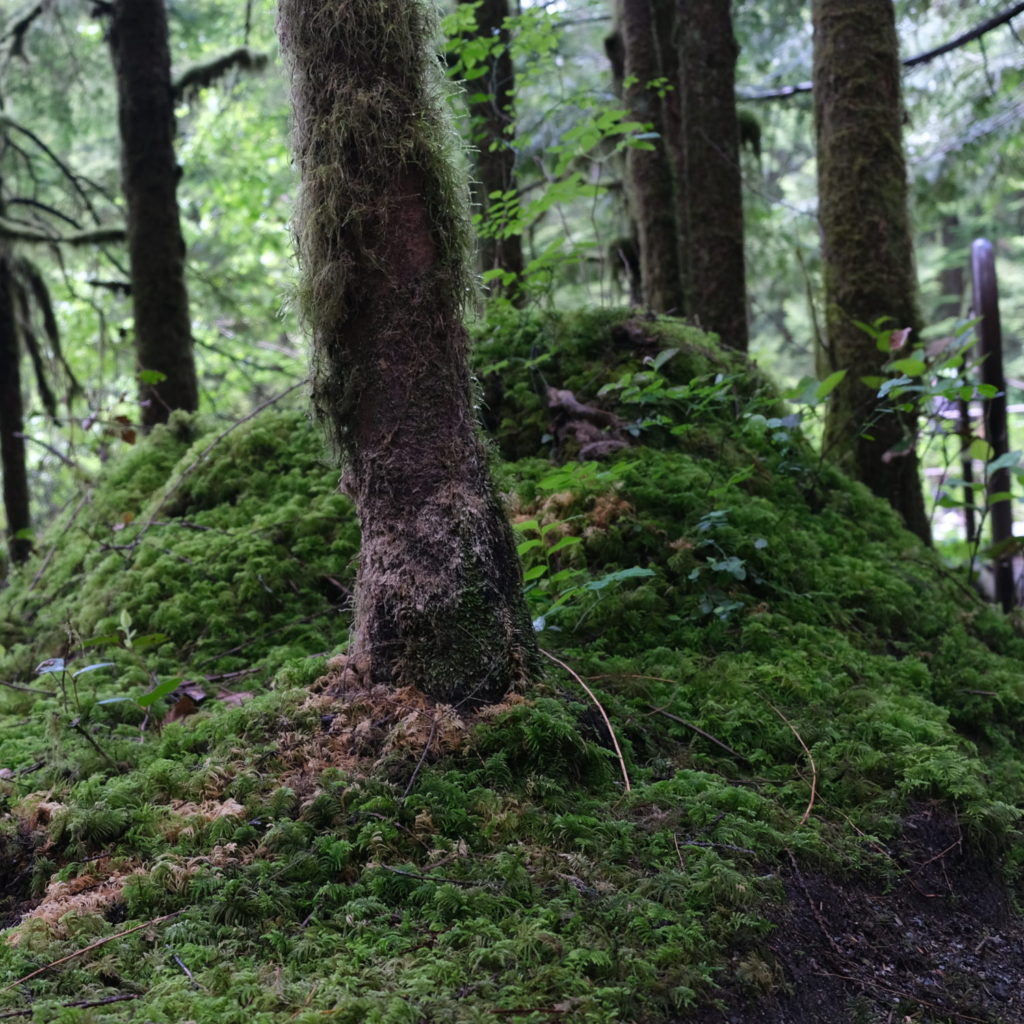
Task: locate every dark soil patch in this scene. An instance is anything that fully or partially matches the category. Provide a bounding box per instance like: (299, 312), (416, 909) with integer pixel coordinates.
(693, 803), (1024, 1023)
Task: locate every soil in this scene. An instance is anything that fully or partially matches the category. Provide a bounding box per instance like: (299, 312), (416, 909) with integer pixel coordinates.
(693, 802), (1024, 1024)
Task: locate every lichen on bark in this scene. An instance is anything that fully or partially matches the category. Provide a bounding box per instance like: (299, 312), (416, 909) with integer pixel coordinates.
(278, 0), (539, 706)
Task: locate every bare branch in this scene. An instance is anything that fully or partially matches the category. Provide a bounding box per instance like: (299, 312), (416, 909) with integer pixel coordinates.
(740, 2), (1024, 102)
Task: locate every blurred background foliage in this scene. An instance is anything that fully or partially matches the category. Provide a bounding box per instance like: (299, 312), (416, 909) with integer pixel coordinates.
(0, 0), (1021, 533)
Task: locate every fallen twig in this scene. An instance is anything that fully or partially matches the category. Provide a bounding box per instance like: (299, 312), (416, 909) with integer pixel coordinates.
(540, 648), (631, 792)
(647, 705), (753, 765)
(0, 993), (139, 1019)
(0, 911), (184, 993)
(767, 700), (817, 825)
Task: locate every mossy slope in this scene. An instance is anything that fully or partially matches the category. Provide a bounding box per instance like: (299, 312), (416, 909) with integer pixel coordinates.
(1, 310), (1022, 1024)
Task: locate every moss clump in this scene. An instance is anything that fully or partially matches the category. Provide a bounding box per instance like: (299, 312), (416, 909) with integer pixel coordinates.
(1, 309), (1023, 1023)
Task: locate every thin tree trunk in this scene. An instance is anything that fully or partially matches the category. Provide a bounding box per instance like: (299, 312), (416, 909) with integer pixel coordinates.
(677, 0), (748, 351)
(814, 0), (930, 544)
(109, 0), (198, 430)
(280, 0), (538, 706)
(458, 0), (525, 305)
(619, 0), (686, 313)
(0, 240), (32, 566)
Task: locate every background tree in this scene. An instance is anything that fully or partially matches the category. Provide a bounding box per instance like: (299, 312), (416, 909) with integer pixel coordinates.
(813, 0), (931, 544)
(279, 0), (538, 705)
(615, 0), (685, 313)
(106, 0), (198, 430)
(456, 0), (525, 304)
(0, 227), (31, 567)
(677, 0), (749, 351)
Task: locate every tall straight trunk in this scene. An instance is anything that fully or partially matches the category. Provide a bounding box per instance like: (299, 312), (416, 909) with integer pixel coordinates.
(109, 0), (198, 430)
(458, 0), (525, 304)
(618, 0), (685, 313)
(0, 241), (32, 566)
(677, 0), (748, 351)
(279, 0), (538, 706)
(813, 0), (930, 544)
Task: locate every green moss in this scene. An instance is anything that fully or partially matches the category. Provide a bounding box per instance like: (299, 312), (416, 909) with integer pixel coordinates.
(1, 309), (1023, 1022)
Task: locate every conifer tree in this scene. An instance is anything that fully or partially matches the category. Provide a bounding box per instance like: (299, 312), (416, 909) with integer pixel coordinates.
(279, 0), (538, 705)
(108, 0), (198, 429)
(813, 0), (930, 543)
(457, 0), (525, 304)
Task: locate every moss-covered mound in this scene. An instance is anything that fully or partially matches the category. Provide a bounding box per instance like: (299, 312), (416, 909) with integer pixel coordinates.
(1, 310), (1023, 1024)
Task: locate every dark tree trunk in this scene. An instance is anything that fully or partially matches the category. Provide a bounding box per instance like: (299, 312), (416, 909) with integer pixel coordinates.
(677, 0), (748, 351)
(279, 0), (539, 706)
(458, 0), (525, 305)
(109, 0), (198, 430)
(813, 0), (930, 544)
(0, 242), (32, 566)
(618, 0), (686, 313)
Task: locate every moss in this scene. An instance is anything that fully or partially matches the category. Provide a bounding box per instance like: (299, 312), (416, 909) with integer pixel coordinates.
(1, 309), (1023, 1022)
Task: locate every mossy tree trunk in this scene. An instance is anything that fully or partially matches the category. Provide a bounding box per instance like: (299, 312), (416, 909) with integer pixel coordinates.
(458, 0), (525, 305)
(618, 0), (686, 314)
(813, 0), (930, 544)
(0, 238), (32, 566)
(109, 0), (198, 430)
(677, 0), (748, 351)
(279, 0), (539, 706)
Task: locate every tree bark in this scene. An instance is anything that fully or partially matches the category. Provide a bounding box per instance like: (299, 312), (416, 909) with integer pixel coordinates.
(279, 0), (539, 706)
(813, 0), (931, 544)
(109, 0), (198, 430)
(677, 0), (748, 351)
(0, 240), (32, 566)
(618, 0), (686, 313)
(458, 0), (525, 305)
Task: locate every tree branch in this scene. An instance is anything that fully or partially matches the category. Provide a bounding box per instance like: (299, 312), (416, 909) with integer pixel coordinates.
(172, 47), (268, 98)
(739, 2), (1024, 102)
(0, 217), (125, 246)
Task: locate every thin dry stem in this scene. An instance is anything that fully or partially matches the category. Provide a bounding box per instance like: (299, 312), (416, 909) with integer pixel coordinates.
(541, 648), (631, 792)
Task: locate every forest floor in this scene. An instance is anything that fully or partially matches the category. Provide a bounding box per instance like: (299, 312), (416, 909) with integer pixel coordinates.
(2, 310), (1024, 1023)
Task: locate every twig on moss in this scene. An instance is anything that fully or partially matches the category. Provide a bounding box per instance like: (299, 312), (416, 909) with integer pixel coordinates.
(0, 911), (184, 993)
(540, 648), (631, 792)
(0, 993), (139, 1019)
(768, 701), (817, 825)
(646, 705), (753, 765)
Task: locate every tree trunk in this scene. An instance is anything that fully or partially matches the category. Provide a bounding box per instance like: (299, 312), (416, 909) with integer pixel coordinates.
(813, 0), (931, 544)
(109, 0), (198, 430)
(677, 0), (748, 351)
(0, 240), (32, 566)
(279, 0), (539, 707)
(458, 0), (525, 305)
(618, 0), (686, 313)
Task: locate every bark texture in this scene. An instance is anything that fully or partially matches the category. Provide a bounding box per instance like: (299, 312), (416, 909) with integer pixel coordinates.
(619, 0), (685, 313)
(279, 0), (538, 706)
(0, 241), (32, 566)
(109, 0), (198, 430)
(458, 0), (524, 304)
(813, 0), (930, 544)
(677, 0), (748, 351)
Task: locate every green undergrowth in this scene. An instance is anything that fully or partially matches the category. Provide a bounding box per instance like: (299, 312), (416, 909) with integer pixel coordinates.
(2, 309), (1024, 1022)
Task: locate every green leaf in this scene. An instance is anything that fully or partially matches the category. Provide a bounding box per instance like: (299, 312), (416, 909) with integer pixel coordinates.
(889, 357), (927, 377)
(517, 538), (543, 556)
(814, 369), (847, 400)
(547, 535), (582, 554)
(986, 451), (1022, 474)
(523, 565), (548, 582)
(137, 676), (183, 709)
(584, 567), (655, 592)
(139, 369), (168, 385)
(970, 438), (995, 462)
(72, 662), (116, 679)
